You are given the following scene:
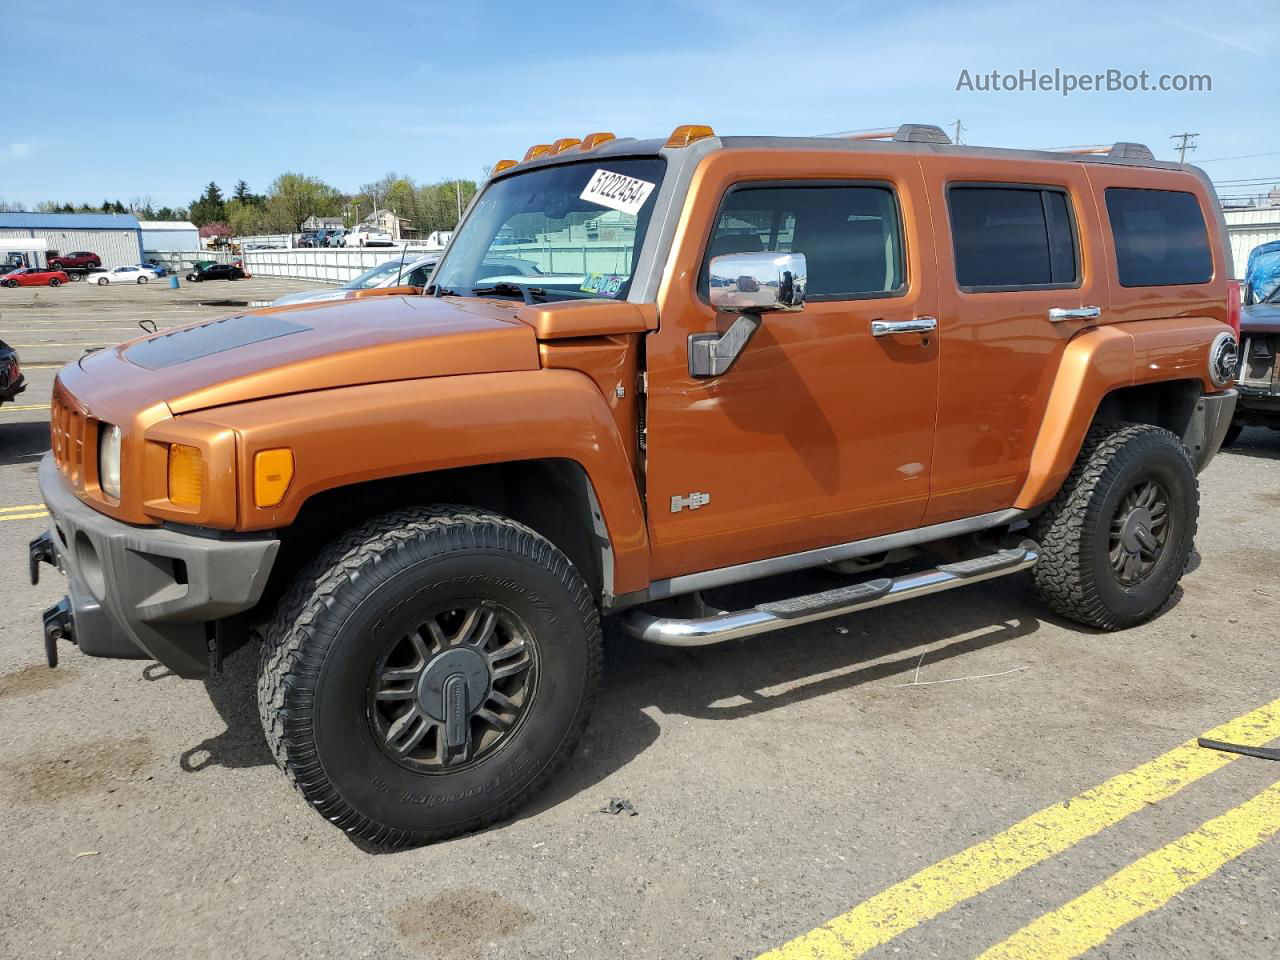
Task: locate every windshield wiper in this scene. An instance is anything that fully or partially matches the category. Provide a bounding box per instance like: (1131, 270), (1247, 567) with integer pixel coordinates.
(469, 282), (547, 305)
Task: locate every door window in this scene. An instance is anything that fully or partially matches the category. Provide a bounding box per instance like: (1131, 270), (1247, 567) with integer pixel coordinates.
(701, 183), (905, 301)
(1104, 188), (1212, 287)
(948, 185), (1079, 290)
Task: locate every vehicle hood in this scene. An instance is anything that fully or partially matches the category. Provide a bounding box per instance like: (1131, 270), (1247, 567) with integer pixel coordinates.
(270, 288), (352, 306)
(1241, 302), (1280, 335)
(66, 294), (537, 415)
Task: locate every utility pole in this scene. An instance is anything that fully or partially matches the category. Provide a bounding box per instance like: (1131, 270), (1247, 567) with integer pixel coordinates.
(951, 119), (965, 146)
(1170, 132), (1198, 163)
(455, 180), (463, 223)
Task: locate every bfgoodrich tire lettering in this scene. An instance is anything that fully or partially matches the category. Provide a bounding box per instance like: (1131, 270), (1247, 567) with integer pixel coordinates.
(1030, 422), (1198, 630)
(257, 506), (601, 847)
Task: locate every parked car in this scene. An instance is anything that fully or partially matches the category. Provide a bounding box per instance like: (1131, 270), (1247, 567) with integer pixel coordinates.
(29, 123), (1239, 849)
(186, 263), (248, 282)
(91, 265), (158, 285)
(47, 251), (101, 271)
(297, 232), (321, 248)
(2, 266), (70, 287)
(270, 255), (442, 306)
(0, 338), (24, 406)
(324, 229), (347, 247)
(1226, 253), (1280, 443)
(0, 263), (20, 277)
(345, 225), (394, 247)
(142, 260), (169, 277)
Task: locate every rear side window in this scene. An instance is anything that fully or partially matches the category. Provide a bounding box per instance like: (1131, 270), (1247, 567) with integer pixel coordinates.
(702, 183), (904, 301)
(1104, 188), (1212, 287)
(948, 186), (1078, 290)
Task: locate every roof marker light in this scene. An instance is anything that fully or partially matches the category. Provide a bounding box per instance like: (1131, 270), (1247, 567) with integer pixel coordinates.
(579, 132), (616, 151)
(492, 159), (518, 174)
(523, 144), (553, 162)
(665, 124), (716, 148)
(552, 138), (582, 154)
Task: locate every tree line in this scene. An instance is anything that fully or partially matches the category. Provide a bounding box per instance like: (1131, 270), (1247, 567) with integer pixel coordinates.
(5, 171), (481, 236)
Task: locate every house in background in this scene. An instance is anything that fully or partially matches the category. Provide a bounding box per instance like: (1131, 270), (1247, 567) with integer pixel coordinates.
(302, 215), (345, 232)
(363, 208), (417, 242)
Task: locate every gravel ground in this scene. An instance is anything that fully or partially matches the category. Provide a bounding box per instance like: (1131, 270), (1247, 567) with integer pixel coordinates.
(0, 284), (1277, 959)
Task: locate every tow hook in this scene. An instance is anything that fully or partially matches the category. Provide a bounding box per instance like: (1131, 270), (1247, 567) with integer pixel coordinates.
(42, 597), (75, 668)
(29, 531), (57, 586)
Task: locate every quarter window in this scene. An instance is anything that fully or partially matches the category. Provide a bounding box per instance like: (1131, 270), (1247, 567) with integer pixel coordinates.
(948, 186), (1079, 290)
(1104, 188), (1212, 287)
(702, 184), (904, 300)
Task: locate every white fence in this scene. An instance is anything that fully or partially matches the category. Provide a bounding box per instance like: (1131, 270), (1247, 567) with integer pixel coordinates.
(240, 246), (439, 284)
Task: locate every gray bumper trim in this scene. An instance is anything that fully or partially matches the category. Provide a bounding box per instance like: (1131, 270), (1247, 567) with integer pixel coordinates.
(1183, 389), (1238, 473)
(38, 454), (280, 678)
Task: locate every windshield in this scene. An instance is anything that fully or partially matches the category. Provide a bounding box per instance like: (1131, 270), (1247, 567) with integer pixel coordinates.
(343, 260), (406, 290)
(433, 156), (666, 302)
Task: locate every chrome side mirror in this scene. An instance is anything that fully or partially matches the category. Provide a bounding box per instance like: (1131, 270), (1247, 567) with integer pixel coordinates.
(691, 252), (806, 378)
(708, 252), (806, 313)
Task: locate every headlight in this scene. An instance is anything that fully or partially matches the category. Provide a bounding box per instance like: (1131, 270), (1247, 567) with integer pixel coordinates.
(98, 423), (122, 499)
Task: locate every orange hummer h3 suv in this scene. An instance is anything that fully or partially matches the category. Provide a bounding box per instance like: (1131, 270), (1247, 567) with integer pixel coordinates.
(31, 123), (1240, 846)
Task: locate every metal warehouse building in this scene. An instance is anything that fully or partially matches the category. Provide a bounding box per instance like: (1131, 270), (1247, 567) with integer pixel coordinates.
(0, 212), (143, 269)
(139, 219), (200, 253)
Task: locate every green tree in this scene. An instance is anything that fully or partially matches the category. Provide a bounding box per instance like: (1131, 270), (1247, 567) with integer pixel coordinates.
(265, 173), (343, 231)
(226, 198), (271, 237)
(189, 182), (226, 226)
(415, 179), (478, 234)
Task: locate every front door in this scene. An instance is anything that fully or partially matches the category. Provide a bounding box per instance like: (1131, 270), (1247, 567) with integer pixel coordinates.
(644, 152), (940, 582)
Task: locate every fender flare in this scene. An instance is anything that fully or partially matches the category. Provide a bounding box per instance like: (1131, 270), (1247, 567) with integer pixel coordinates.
(205, 369), (651, 595)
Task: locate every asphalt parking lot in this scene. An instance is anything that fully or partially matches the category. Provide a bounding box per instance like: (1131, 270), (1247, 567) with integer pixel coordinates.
(1, 281), (1278, 960)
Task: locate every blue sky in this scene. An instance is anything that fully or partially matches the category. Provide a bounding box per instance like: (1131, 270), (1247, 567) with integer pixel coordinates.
(2, 0), (1277, 208)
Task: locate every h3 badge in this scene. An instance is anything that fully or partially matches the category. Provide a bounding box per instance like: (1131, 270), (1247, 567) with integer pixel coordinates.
(670, 491), (711, 513)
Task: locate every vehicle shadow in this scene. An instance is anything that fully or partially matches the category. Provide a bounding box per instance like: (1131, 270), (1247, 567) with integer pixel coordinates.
(522, 576), (1044, 822)
(0, 422), (49, 467)
(1219, 426), (1280, 461)
(177, 642), (274, 773)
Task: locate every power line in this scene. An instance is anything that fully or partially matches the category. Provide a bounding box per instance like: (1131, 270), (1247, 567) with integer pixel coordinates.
(1197, 150), (1280, 163)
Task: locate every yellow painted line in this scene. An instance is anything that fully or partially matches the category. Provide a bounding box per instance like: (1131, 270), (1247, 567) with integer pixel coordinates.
(977, 779), (1280, 960)
(0, 504), (45, 513)
(0, 403), (50, 411)
(0, 511), (48, 523)
(756, 698), (1280, 960)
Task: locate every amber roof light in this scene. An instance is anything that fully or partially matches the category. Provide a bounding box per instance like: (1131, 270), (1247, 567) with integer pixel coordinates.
(665, 124), (716, 148)
(552, 137), (582, 154)
(579, 132), (616, 151)
(492, 159), (518, 174)
(523, 144), (553, 162)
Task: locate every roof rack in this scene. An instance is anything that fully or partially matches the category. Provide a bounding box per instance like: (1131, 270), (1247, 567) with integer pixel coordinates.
(1053, 142), (1157, 161)
(843, 123), (953, 145)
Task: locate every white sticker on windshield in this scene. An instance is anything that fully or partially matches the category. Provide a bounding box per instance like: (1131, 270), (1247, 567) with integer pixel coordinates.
(580, 169), (656, 216)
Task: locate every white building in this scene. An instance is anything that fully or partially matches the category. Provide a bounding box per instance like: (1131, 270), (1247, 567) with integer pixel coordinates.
(0, 212), (143, 268)
(139, 220), (200, 253)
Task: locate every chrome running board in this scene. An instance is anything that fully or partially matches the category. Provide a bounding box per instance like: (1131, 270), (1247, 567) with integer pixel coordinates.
(622, 542), (1039, 647)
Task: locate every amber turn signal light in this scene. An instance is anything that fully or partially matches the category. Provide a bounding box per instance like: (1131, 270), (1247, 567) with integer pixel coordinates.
(523, 144), (553, 162)
(579, 132), (616, 151)
(665, 124), (715, 148)
(254, 448), (294, 508)
(551, 137), (582, 154)
(492, 159), (518, 174)
(168, 444), (203, 508)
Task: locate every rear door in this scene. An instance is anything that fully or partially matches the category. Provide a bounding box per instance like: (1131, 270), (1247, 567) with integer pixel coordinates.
(917, 155), (1110, 524)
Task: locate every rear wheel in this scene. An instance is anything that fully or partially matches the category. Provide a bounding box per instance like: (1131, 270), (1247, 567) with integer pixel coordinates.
(49, 277), (61, 287)
(257, 506), (601, 847)
(97, 277), (108, 286)
(137, 276), (148, 284)
(1030, 423), (1197, 631)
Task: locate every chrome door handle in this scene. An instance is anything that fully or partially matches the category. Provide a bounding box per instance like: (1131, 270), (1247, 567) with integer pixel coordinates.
(871, 316), (937, 337)
(1048, 305), (1101, 322)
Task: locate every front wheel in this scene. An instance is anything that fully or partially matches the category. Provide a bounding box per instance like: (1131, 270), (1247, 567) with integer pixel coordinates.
(1030, 423), (1197, 631)
(49, 277), (61, 287)
(137, 276), (148, 284)
(97, 277), (109, 286)
(257, 506), (601, 847)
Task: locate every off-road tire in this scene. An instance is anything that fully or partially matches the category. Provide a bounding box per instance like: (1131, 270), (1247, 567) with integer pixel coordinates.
(257, 506), (601, 847)
(1030, 422), (1197, 631)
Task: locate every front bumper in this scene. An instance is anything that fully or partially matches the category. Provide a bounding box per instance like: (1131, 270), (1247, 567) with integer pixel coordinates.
(32, 453), (280, 678)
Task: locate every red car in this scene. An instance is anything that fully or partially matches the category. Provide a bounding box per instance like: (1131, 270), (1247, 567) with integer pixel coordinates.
(48, 251), (101, 271)
(1, 266), (71, 288)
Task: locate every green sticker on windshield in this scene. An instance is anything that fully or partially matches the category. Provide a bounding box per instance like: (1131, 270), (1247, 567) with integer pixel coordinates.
(580, 273), (626, 297)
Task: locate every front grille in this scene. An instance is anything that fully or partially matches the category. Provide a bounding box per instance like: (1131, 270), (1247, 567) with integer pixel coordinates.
(50, 385), (91, 488)
(1239, 334), (1278, 392)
